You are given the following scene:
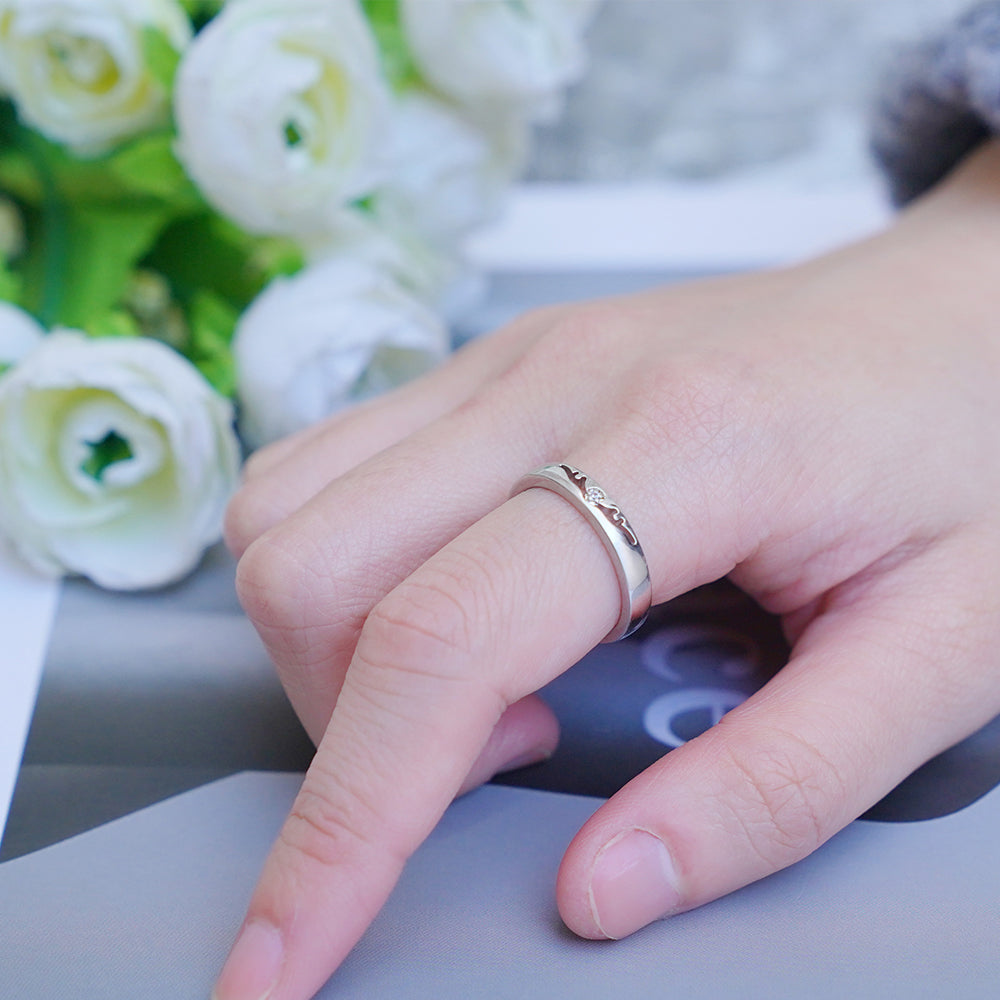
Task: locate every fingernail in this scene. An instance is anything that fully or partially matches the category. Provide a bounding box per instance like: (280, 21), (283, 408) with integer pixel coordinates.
(212, 919), (284, 1000)
(499, 746), (553, 774)
(588, 829), (682, 939)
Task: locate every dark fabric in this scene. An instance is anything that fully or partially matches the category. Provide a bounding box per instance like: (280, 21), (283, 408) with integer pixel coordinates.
(872, 2), (1000, 205)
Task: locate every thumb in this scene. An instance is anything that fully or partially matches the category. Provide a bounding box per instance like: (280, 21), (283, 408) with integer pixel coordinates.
(556, 535), (1000, 939)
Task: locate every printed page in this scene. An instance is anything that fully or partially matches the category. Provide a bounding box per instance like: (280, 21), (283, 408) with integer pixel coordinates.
(0, 540), (59, 842)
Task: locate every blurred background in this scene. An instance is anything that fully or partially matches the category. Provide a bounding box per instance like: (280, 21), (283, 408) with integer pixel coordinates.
(530, 0), (972, 188)
(7, 0), (1000, 871)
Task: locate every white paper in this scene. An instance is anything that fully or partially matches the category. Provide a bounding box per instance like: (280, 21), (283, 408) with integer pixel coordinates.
(468, 180), (892, 272)
(0, 539), (59, 841)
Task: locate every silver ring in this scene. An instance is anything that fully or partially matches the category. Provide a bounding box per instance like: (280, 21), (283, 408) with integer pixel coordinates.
(511, 463), (651, 642)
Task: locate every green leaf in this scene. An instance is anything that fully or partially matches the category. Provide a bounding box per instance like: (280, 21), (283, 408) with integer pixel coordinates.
(106, 133), (203, 209)
(0, 150), (43, 203)
(0, 259), (22, 303)
(0, 102), (45, 203)
(251, 236), (305, 284)
(178, 0), (224, 28)
(2, 102), (202, 213)
(144, 214), (299, 312)
(2, 120), (141, 207)
(361, 0), (422, 90)
(83, 309), (143, 340)
(19, 201), (173, 328)
(187, 290), (238, 396)
(142, 27), (183, 93)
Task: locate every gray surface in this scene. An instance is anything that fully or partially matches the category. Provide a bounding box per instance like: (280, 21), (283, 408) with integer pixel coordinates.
(0, 764), (232, 862)
(21, 544), (314, 771)
(531, 0), (972, 184)
(1, 771), (999, 999)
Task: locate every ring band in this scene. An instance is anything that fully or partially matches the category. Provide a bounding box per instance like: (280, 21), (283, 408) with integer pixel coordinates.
(511, 463), (651, 642)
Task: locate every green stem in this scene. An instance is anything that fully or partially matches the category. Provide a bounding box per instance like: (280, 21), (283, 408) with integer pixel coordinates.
(35, 158), (70, 327)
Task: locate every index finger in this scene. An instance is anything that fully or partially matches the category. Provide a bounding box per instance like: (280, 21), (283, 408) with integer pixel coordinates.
(212, 471), (672, 1000)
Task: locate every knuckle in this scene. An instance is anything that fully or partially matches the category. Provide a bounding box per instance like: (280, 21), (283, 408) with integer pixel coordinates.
(620, 354), (757, 469)
(605, 356), (766, 558)
(541, 300), (633, 371)
(281, 792), (354, 872)
(235, 530), (317, 632)
(360, 548), (502, 685)
(224, 479), (278, 559)
(279, 765), (390, 874)
(225, 442), (333, 559)
(503, 301), (633, 390)
(718, 727), (846, 870)
(235, 524), (360, 680)
(516, 301), (576, 333)
(240, 441), (285, 482)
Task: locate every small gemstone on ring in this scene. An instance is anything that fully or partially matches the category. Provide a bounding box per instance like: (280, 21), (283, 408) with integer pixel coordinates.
(585, 486), (607, 504)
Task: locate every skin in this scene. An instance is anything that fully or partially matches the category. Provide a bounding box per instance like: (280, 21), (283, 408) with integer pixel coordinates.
(213, 143), (1000, 1000)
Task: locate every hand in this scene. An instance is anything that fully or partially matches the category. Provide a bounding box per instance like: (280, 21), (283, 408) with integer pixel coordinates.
(214, 143), (1000, 1000)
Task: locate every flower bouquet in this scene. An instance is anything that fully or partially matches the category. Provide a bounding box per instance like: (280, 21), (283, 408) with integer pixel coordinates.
(0, 0), (596, 590)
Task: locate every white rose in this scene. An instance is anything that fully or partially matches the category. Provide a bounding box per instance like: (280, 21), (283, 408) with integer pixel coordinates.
(400, 0), (599, 120)
(376, 91), (526, 247)
(0, 302), (44, 371)
(0, 332), (240, 590)
(306, 207), (476, 318)
(234, 257), (450, 449)
(174, 0), (390, 238)
(0, 0), (192, 154)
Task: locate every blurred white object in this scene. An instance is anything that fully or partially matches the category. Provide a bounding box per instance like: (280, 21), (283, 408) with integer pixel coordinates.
(377, 91), (523, 248)
(235, 256), (450, 449)
(400, 0), (599, 121)
(469, 179), (891, 273)
(174, 0), (389, 237)
(0, 301), (44, 370)
(0, 0), (191, 154)
(0, 538), (58, 845)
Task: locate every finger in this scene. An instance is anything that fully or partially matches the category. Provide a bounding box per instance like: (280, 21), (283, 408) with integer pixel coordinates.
(457, 693), (560, 797)
(229, 324), (604, 739)
(216, 393), (752, 1000)
(231, 386), (560, 742)
(556, 525), (1000, 940)
(225, 308), (556, 558)
(213, 487), (621, 1000)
